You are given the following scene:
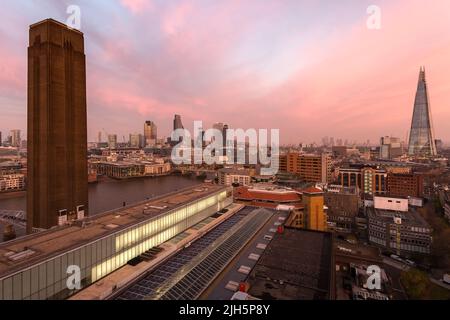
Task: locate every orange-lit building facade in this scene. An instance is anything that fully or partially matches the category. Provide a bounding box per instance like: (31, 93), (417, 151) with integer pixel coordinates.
(233, 186), (303, 209)
(338, 166), (387, 196)
(387, 172), (424, 198)
(302, 187), (327, 232)
(278, 153), (331, 183)
(235, 185), (328, 232)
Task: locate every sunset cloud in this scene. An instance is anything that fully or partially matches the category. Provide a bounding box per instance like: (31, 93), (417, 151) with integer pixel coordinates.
(120, 0), (153, 14)
(0, 0), (449, 144)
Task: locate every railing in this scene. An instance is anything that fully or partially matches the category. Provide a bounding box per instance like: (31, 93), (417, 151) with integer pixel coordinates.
(0, 210), (44, 233)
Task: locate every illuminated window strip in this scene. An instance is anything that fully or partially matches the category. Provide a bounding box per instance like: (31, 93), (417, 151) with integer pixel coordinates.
(115, 193), (222, 252)
(92, 204), (214, 282)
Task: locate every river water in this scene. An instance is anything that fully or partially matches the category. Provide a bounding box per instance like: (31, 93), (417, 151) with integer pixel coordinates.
(0, 175), (203, 215)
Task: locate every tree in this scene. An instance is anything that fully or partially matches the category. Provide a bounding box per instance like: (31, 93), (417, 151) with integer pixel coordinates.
(400, 269), (428, 299)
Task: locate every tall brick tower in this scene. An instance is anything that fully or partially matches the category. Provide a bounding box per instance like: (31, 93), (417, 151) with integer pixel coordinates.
(27, 19), (88, 232)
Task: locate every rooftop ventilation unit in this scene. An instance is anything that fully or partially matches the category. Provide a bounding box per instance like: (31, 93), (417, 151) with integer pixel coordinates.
(6, 249), (36, 262)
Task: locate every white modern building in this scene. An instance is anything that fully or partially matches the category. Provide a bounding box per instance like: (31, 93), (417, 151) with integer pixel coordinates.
(374, 196), (409, 212)
(218, 168), (251, 186)
(0, 184), (232, 300)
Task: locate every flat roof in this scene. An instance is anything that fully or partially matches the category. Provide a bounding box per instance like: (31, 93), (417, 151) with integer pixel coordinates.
(247, 227), (334, 300)
(0, 183), (227, 278)
(368, 207), (430, 228)
(30, 18), (83, 35)
(234, 186), (302, 203)
(219, 168), (251, 175)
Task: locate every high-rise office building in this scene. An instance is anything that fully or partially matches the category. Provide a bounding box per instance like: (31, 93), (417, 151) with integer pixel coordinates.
(144, 121), (157, 147)
(408, 67), (437, 156)
(283, 152), (331, 183)
(173, 114), (184, 131)
(129, 133), (143, 148)
(27, 19), (88, 232)
(212, 122), (224, 132)
(379, 136), (403, 160)
(0, 131), (2, 146)
(210, 122), (225, 147)
(108, 134), (117, 149)
(170, 115), (185, 147)
(222, 124), (230, 158)
(11, 130), (21, 148)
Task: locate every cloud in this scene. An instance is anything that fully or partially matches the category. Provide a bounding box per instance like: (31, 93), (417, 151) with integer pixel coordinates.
(120, 0), (153, 14)
(1, 0), (450, 144)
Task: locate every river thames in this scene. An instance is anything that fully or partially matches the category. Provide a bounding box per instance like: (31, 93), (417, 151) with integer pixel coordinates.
(0, 175), (203, 215)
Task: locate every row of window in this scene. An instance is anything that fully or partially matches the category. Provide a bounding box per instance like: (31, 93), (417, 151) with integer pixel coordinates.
(0, 190), (229, 300)
(92, 197), (225, 282)
(116, 193), (221, 251)
(369, 236), (386, 246)
(389, 236), (429, 246)
(390, 242), (430, 253)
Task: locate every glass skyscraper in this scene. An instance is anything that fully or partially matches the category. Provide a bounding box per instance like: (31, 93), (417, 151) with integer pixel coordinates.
(408, 67), (437, 156)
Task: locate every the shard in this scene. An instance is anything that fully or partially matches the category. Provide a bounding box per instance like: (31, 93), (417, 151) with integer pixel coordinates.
(408, 67), (437, 156)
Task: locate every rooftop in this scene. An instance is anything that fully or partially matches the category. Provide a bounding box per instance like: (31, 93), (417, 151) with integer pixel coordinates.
(0, 183), (227, 278)
(30, 18), (83, 35)
(246, 227), (334, 300)
(302, 187), (324, 194)
(234, 186), (302, 203)
(218, 168), (251, 175)
(367, 206), (430, 228)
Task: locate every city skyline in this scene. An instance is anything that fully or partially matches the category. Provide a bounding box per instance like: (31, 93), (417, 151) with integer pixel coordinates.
(1, 1), (450, 305)
(1, 0), (450, 144)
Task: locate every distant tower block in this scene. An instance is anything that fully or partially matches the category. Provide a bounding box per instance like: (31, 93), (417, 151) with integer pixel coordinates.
(173, 114), (184, 131)
(408, 67), (437, 156)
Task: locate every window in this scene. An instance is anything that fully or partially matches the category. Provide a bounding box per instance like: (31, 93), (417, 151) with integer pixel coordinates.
(12, 273), (22, 300)
(38, 264), (46, 296)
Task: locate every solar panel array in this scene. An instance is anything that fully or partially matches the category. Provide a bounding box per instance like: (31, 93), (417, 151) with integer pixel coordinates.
(116, 206), (256, 300)
(158, 210), (273, 300)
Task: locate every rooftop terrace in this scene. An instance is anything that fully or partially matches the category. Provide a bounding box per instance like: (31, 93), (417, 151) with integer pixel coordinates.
(246, 227), (334, 300)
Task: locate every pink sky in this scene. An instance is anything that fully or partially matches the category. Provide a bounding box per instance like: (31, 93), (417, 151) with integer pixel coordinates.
(0, 0), (449, 144)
